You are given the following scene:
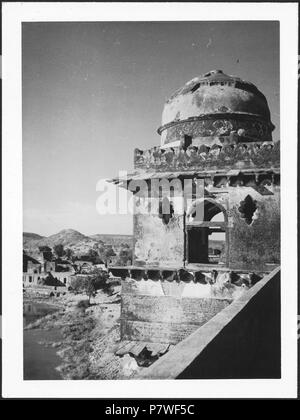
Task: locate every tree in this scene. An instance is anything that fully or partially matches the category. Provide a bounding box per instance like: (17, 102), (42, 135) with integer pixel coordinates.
(87, 248), (99, 262)
(54, 244), (65, 258)
(102, 245), (116, 266)
(117, 247), (133, 266)
(38, 246), (52, 253)
(65, 248), (74, 260)
(69, 269), (110, 304)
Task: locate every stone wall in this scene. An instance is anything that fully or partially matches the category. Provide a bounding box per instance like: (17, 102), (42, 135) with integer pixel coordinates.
(133, 193), (185, 267)
(120, 278), (231, 344)
(136, 267), (280, 379)
(228, 186), (280, 271)
(132, 185), (280, 271)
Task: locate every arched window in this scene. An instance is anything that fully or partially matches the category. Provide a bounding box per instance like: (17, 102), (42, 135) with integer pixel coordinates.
(186, 199), (227, 265)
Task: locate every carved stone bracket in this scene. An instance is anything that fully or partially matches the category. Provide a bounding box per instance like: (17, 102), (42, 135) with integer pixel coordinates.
(108, 266), (264, 284)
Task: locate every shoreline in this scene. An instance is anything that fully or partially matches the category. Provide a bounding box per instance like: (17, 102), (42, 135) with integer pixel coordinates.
(23, 288), (140, 379)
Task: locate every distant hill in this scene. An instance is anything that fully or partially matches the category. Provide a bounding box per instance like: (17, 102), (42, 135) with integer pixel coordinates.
(90, 234), (133, 248)
(23, 229), (133, 255)
(23, 232), (46, 250)
(23, 232), (45, 240)
(42, 229), (90, 246)
(209, 239), (225, 252)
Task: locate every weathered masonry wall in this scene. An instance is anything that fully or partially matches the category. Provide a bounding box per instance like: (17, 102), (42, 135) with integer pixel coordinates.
(134, 141), (280, 172)
(228, 187), (280, 271)
(133, 213), (184, 267)
(120, 278), (231, 344)
(133, 194), (185, 267)
(136, 267), (280, 380)
(132, 185), (280, 271)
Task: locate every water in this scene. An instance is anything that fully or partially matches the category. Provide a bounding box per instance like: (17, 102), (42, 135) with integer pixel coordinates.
(23, 301), (63, 380)
(23, 302), (59, 327)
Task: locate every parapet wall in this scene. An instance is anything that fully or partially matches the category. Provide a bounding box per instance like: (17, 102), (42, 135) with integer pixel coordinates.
(136, 266), (280, 379)
(134, 141), (280, 172)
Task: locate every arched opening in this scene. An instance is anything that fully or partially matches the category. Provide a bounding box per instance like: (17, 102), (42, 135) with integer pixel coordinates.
(186, 199), (227, 265)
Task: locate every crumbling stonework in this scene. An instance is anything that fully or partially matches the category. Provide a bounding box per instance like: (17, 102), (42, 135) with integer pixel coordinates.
(121, 293), (231, 344)
(109, 69), (280, 345)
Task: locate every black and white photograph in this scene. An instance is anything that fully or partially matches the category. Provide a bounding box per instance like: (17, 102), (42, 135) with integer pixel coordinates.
(1, 2), (298, 400)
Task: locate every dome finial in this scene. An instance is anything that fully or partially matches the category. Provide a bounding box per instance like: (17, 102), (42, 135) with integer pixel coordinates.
(204, 69), (224, 77)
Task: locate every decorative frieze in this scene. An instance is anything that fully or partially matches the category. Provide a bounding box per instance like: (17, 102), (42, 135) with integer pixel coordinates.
(134, 141), (280, 172)
(158, 116), (273, 144)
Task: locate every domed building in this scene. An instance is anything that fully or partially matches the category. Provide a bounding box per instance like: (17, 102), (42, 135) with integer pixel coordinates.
(110, 70), (280, 346)
(159, 69), (275, 148)
(158, 70), (274, 147)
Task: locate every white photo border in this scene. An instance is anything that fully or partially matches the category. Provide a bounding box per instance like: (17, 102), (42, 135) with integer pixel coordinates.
(2, 2), (298, 398)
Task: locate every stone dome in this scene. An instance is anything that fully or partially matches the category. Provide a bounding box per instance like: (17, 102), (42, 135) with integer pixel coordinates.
(158, 70), (275, 148)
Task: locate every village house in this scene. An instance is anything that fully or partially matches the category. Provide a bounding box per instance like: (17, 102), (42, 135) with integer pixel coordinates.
(23, 249), (75, 288)
(73, 260), (94, 273)
(23, 254), (43, 286)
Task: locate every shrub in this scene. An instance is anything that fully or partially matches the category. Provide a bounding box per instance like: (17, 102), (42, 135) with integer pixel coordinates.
(69, 269), (110, 304)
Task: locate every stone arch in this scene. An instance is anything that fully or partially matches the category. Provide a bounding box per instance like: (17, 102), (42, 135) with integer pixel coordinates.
(186, 198), (228, 265)
(186, 197), (228, 223)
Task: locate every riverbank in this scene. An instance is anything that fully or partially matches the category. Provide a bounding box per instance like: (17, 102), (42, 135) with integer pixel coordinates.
(24, 288), (141, 379)
(24, 328), (63, 380)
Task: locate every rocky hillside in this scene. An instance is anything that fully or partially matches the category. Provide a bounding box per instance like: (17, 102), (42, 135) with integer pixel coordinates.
(23, 232), (45, 240)
(42, 229), (91, 246)
(90, 234), (133, 248)
(23, 229), (133, 255)
(23, 232), (45, 250)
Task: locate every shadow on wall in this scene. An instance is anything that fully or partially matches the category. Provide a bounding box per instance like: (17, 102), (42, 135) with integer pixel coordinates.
(136, 267), (280, 379)
(178, 269), (280, 379)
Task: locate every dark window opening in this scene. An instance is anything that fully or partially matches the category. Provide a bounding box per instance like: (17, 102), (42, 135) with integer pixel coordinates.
(238, 194), (257, 225)
(158, 197), (174, 225)
(187, 227), (225, 264)
(188, 227), (209, 263)
(190, 82), (200, 93)
(187, 200), (227, 265)
(181, 135), (192, 150)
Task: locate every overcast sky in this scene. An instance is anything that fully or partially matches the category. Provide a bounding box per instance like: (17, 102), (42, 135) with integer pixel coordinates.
(23, 21), (279, 236)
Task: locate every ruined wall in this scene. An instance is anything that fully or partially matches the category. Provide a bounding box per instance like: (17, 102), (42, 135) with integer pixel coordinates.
(227, 186), (280, 271)
(136, 268), (280, 380)
(133, 195), (185, 267)
(133, 214), (184, 267)
(121, 278), (231, 344)
(132, 184), (280, 271)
